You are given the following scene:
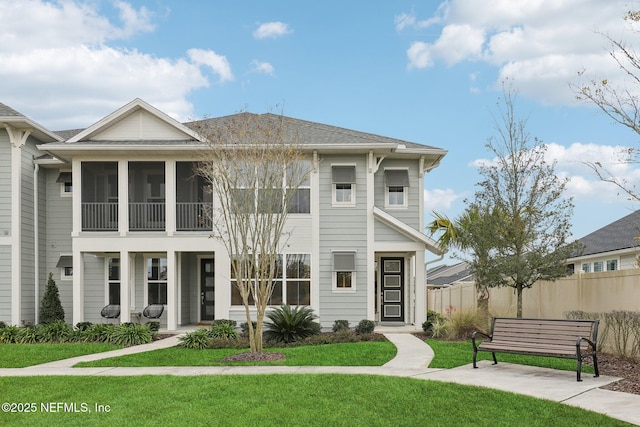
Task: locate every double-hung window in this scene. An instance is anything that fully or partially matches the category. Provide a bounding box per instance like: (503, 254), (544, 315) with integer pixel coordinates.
(384, 169), (409, 208)
(332, 165), (356, 206)
(57, 171), (72, 197)
(108, 258), (120, 305)
(286, 161), (311, 214)
(333, 251), (356, 291)
(147, 257), (167, 305)
(606, 259), (618, 271)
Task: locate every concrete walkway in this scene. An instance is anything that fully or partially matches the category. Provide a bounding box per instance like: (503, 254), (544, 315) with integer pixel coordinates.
(1, 333), (639, 425)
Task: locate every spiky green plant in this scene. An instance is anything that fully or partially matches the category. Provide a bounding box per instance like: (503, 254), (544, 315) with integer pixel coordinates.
(108, 324), (152, 347)
(209, 323), (238, 340)
(264, 305), (321, 344)
(179, 328), (211, 349)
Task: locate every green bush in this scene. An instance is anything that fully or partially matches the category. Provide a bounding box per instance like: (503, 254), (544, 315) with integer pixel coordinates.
(447, 308), (486, 340)
(84, 324), (116, 343)
(212, 319), (237, 327)
(0, 325), (20, 343)
(264, 305), (321, 344)
(39, 321), (73, 343)
(146, 321), (161, 332)
(210, 323), (239, 340)
(431, 318), (449, 339)
(39, 272), (65, 324)
(108, 324), (152, 346)
(17, 326), (40, 344)
(423, 310), (445, 333)
(179, 328), (211, 349)
(332, 320), (350, 333)
(0, 321), (7, 328)
(240, 321), (257, 337)
(75, 322), (93, 331)
(355, 320), (375, 335)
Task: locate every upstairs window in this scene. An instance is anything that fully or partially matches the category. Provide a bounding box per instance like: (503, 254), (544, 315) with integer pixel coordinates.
(582, 263), (591, 273)
(607, 259), (618, 271)
(384, 169), (409, 208)
(332, 165), (356, 206)
(57, 171), (72, 196)
(593, 261), (603, 272)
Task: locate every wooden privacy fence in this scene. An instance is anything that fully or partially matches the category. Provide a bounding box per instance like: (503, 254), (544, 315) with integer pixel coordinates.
(427, 268), (640, 319)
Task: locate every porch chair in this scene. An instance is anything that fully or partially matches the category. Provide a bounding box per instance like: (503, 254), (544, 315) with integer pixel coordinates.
(143, 304), (164, 320)
(100, 304), (120, 324)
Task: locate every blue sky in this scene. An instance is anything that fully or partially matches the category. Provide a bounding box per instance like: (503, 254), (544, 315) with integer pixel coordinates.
(2, 0), (640, 262)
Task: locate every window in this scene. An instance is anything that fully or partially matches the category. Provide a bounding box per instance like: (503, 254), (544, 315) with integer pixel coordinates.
(593, 261), (603, 273)
(230, 254), (311, 306)
(286, 161), (311, 214)
(56, 255), (72, 280)
(582, 263), (591, 273)
(332, 166), (356, 206)
(57, 171), (72, 196)
(384, 169), (409, 207)
(607, 259), (618, 271)
(108, 258), (120, 305)
(147, 257), (167, 305)
(333, 251), (356, 291)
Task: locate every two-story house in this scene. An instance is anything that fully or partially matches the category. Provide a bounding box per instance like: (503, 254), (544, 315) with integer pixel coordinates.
(0, 98), (446, 331)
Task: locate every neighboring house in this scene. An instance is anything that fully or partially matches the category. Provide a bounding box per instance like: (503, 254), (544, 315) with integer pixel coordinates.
(0, 98), (446, 331)
(426, 261), (474, 288)
(567, 210), (640, 274)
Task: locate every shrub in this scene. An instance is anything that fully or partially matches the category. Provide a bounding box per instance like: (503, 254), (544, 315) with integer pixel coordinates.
(210, 323), (239, 340)
(108, 324), (152, 346)
(146, 321), (161, 333)
(431, 318), (449, 339)
(84, 324), (116, 343)
(602, 311), (640, 358)
(564, 311), (608, 350)
(240, 321), (257, 337)
(39, 320), (73, 343)
(75, 322), (93, 331)
(332, 320), (350, 333)
(39, 272), (65, 324)
(264, 305), (321, 344)
(0, 325), (20, 343)
(17, 326), (40, 344)
(212, 319), (237, 327)
(0, 321), (7, 328)
(179, 328), (211, 350)
(447, 308), (486, 340)
(355, 319), (375, 335)
(423, 310), (444, 333)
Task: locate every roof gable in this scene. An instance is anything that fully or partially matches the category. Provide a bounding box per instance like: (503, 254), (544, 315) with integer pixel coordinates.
(68, 98), (200, 143)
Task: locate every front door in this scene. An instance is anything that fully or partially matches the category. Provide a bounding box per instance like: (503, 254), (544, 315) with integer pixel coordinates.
(380, 257), (404, 322)
(200, 258), (214, 321)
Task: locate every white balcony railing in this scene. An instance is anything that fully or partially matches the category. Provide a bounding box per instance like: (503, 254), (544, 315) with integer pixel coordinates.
(176, 202), (212, 231)
(82, 202), (118, 231)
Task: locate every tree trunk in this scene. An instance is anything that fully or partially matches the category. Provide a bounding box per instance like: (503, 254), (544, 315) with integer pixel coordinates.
(516, 283), (523, 318)
(476, 284), (490, 326)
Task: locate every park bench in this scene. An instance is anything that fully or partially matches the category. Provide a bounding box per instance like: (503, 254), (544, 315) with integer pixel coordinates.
(471, 317), (600, 381)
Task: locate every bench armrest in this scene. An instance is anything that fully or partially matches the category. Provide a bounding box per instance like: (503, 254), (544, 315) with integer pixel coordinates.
(576, 336), (596, 353)
(472, 330), (491, 351)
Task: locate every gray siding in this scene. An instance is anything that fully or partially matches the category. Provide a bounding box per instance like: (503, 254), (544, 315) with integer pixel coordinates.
(318, 155), (368, 327)
(0, 130), (11, 234)
(83, 254), (106, 323)
(44, 168), (73, 323)
(0, 245), (11, 323)
(374, 220), (414, 242)
(373, 158), (421, 229)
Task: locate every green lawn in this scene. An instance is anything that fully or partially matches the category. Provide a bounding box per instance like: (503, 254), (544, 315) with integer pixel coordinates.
(427, 339), (596, 373)
(75, 341), (397, 367)
(0, 343), (121, 368)
(0, 375), (632, 427)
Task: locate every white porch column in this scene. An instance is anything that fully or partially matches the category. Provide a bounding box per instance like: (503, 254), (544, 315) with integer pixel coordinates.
(167, 249), (177, 330)
(72, 252), (84, 325)
(165, 161), (176, 236)
(9, 130), (26, 325)
(118, 160), (128, 236)
(120, 250), (131, 323)
(414, 251), (426, 329)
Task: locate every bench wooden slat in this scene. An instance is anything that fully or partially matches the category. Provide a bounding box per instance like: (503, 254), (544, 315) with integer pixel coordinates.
(472, 317), (600, 382)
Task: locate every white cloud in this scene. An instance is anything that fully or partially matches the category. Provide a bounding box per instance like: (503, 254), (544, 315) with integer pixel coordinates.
(253, 21), (293, 40)
(402, 0), (638, 105)
(0, 0), (233, 129)
(424, 188), (462, 211)
(251, 60), (275, 76)
(470, 142), (640, 203)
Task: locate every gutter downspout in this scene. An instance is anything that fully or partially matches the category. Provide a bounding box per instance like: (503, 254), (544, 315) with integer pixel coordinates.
(33, 160), (39, 324)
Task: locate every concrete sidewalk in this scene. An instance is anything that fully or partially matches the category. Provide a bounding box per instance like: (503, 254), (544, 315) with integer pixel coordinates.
(1, 333), (639, 425)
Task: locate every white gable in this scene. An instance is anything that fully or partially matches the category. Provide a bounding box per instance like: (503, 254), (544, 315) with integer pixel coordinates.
(91, 109), (192, 141)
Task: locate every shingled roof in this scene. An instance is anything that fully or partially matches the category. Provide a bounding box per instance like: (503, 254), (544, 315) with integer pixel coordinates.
(0, 102), (25, 118)
(577, 210), (640, 256)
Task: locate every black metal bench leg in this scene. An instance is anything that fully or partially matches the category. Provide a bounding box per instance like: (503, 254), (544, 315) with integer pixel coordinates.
(593, 353), (600, 378)
(473, 349), (478, 368)
(577, 358), (583, 382)
(491, 352), (497, 365)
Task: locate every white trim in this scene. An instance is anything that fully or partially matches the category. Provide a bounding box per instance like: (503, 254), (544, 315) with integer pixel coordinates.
(372, 207), (443, 254)
(60, 253), (73, 281)
(10, 139), (23, 325)
(366, 152), (375, 320)
(331, 163), (356, 207)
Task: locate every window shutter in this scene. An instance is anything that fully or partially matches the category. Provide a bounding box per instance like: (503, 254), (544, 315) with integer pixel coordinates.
(333, 252), (356, 271)
(332, 166), (356, 184)
(385, 170), (409, 187)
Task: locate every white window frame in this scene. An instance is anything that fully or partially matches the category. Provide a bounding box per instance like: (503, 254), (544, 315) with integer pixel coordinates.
(581, 263), (591, 273)
(105, 257), (121, 305)
(331, 164), (356, 207)
(59, 254), (73, 281)
(286, 160), (311, 214)
(606, 259), (618, 271)
(593, 261), (604, 273)
(384, 169), (409, 208)
(58, 170), (72, 197)
(144, 255), (168, 306)
(332, 251), (356, 293)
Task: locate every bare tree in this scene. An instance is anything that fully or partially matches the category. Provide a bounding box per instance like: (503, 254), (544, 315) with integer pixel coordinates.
(472, 85), (580, 317)
(192, 112), (310, 353)
(572, 11), (640, 201)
